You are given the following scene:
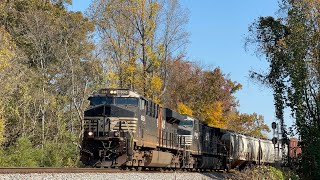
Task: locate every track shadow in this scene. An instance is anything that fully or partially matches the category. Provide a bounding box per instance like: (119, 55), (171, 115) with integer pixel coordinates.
(201, 171), (235, 180)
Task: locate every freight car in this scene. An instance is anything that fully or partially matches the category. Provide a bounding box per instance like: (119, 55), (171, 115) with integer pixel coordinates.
(288, 137), (301, 169)
(221, 131), (286, 169)
(80, 88), (286, 170)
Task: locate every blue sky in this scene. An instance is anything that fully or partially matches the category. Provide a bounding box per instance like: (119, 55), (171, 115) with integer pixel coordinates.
(70, 0), (293, 137)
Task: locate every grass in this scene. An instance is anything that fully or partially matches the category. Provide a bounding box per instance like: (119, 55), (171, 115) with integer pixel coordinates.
(227, 165), (299, 180)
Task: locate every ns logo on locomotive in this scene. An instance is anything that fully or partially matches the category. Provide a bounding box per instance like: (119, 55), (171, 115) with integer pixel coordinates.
(80, 88), (286, 170)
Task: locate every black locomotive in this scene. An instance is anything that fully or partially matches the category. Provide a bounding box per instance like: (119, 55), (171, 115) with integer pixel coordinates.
(80, 88), (285, 170)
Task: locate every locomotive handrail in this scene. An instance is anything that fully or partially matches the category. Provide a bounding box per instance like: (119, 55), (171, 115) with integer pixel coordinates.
(123, 120), (135, 153)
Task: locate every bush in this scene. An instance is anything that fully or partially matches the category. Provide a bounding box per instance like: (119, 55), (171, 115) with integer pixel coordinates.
(40, 142), (79, 167)
(0, 137), (42, 167)
(0, 136), (80, 167)
(233, 166), (286, 180)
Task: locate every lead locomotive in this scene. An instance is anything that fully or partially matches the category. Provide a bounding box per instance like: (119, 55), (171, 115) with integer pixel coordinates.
(80, 88), (285, 170)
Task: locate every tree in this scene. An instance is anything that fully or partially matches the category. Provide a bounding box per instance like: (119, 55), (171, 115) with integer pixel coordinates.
(177, 102), (193, 116)
(158, 0), (189, 99)
(0, 27), (16, 145)
(89, 0), (189, 100)
(247, 0), (320, 178)
(165, 59), (249, 130)
(227, 112), (270, 138)
(0, 0), (101, 167)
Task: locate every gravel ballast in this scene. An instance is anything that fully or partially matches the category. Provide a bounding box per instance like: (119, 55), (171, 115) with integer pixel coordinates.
(0, 172), (229, 180)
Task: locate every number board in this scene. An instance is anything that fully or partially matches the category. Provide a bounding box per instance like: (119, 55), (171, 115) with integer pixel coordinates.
(99, 89), (109, 94)
(98, 89), (129, 95)
(117, 89), (129, 95)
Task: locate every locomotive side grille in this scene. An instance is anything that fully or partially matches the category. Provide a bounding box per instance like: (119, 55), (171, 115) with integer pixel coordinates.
(179, 135), (193, 146)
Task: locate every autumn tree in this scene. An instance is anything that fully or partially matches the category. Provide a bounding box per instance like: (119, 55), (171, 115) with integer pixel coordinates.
(226, 112), (270, 138)
(0, 0), (101, 166)
(164, 59), (202, 110)
(195, 69), (242, 128)
(0, 27), (16, 145)
(248, 0), (320, 178)
(89, 0), (189, 100)
(158, 0), (189, 99)
(165, 59), (249, 129)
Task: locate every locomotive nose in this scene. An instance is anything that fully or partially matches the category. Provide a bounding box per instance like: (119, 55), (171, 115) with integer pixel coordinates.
(84, 104), (112, 117)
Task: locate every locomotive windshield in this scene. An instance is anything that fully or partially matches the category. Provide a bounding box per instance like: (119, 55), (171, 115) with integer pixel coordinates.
(115, 97), (138, 106)
(179, 120), (193, 127)
(89, 97), (138, 106)
(89, 97), (113, 106)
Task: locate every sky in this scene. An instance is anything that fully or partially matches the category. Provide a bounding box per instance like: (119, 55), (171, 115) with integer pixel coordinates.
(69, 0), (293, 138)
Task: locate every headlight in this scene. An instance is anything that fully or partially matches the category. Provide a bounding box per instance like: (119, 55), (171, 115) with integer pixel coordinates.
(88, 132), (93, 136)
(110, 90), (117, 95)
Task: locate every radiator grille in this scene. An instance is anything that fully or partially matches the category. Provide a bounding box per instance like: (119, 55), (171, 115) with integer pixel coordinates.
(179, 135), (193, 146)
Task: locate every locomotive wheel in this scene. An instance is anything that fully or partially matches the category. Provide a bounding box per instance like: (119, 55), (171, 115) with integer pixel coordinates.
(121, 166), (129, 171)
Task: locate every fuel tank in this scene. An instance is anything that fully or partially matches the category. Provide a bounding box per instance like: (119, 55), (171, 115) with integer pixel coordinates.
(144, 150), (173, 167)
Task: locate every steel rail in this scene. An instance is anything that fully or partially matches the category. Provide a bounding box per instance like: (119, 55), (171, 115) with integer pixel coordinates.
(0, 167), (226, 174)
(0, 167), (123, 174)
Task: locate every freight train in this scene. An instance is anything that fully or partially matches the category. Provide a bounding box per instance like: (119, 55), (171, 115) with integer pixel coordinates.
(80, 88), (286, 170)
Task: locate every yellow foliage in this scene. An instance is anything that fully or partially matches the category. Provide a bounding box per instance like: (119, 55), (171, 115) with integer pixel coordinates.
(127, 63), (136, 73)
(150, 75), (162, 93)
(0, 27), (15, 145)
(106, 72), (119, 88)
(0, 27), (15, 72)
(226, 112), (270, 138)
(204, 101), (226, 129)
(177, 103), (193, 116)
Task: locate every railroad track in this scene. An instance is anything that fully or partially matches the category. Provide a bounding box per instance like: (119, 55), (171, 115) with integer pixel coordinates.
(0, 167), (227, 174)
(0, 167), (123, 174)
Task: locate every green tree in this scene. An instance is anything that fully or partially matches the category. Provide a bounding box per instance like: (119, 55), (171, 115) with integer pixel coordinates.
(247, 0), (320, 178)
(0, 0), (101, 167)
(0, 137), (42, 167)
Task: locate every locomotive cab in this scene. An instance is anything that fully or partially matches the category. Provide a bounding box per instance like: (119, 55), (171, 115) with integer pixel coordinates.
(178, 116), (194, 146)
(84, 89), (140, 139)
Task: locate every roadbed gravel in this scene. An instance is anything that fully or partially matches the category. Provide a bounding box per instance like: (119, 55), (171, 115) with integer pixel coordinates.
(0, 172), (231, 180)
